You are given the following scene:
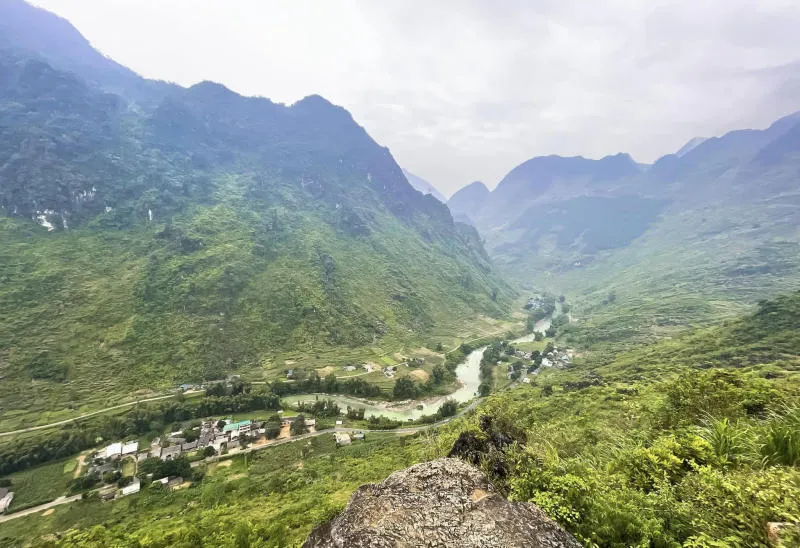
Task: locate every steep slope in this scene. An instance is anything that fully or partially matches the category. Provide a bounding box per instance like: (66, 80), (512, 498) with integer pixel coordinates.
(0, 5), (513, 423)
(402, 168), (447, 203)
(458, 291), (800, 546)
(0, 0), (176, 104)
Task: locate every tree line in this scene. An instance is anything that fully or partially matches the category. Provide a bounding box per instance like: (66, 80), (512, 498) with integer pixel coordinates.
(0, 391), (281, 476)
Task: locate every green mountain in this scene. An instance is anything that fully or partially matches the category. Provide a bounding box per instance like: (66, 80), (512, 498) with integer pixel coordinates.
(461, 114), (800, 346)
(0, 1), (512, 423)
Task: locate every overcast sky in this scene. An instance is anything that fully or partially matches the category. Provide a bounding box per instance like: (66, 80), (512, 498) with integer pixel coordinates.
(30, 0), (800, 196)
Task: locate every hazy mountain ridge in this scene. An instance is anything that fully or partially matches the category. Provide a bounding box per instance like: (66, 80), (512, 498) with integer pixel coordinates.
(0, 0), (178, 104)
(402, 169), (447, 203)
(456, 109), (800, 345)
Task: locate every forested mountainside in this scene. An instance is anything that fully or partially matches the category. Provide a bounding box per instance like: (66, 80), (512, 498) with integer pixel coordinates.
(0, 1), (512, 419)
(1, 291), (797, 547)
(454, 112), (800, 346)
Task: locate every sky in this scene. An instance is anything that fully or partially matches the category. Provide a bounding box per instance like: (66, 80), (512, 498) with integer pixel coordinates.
(29, 0), (800, 197)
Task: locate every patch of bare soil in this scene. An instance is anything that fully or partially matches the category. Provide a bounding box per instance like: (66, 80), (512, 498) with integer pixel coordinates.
(410, 369), (430, 382)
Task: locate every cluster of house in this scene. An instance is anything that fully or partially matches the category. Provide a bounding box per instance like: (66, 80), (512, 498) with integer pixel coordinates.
(525, 295), (548, 311)
(0, 487), (13, 513)
(510, 345), (572, 383)
(380, 357), (424, 379)
(91, 418), (270, 473)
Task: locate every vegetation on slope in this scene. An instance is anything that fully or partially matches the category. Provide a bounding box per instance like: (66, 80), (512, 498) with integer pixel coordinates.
(0, 47), (514, 426)
(2, 292), (797, 546)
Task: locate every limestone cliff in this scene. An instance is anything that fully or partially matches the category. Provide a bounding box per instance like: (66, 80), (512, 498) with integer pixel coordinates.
(303, 458), (580, 548)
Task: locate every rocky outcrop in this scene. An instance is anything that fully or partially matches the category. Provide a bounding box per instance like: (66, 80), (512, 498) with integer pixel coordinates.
(303, 458), (581, 548)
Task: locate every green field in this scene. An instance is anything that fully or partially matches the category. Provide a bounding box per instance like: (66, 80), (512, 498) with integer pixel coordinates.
(4, 457), (74, 511)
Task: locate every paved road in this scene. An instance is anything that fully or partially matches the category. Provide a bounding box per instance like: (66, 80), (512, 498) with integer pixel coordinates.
(0, 392), (207, 438)
(0, 495), (82, 524)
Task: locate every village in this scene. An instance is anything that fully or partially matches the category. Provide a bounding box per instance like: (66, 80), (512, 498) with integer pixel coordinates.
(60, 413), (368, 504)
(1, 323), (567, 516)
(507, 343), (572, 384)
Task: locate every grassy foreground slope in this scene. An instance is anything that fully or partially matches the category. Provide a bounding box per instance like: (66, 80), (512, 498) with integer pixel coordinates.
(1, 292), (797, 547)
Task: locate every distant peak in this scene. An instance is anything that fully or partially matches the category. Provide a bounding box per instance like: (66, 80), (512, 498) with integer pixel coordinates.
(601, 152), (635, 163)
(293, 94), (334, 108)
(187, 80), (237, 97)
(463, 181), (489, 192)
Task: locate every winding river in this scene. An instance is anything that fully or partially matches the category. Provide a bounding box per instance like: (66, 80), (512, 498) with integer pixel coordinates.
(283, 315), (553, 421)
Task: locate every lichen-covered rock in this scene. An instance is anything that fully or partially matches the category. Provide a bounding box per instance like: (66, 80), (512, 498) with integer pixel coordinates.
(303, 458), (581, 548)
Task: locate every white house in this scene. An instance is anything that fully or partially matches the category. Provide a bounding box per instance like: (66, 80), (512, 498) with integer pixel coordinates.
(104, 442), (123, 459)
(120, 479), (141, 496)
(121, 441), (139, 455)
(0, 488), (14, 512)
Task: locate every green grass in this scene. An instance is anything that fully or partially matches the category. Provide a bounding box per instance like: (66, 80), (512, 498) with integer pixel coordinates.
(4, 457), (73, 511)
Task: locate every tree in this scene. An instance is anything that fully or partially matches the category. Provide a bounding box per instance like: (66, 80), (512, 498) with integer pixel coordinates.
(182, 429), (198, 442)
(323, 373), (338, 393)
(205, 383), (227, 397)
(203, 446), (217, 458)
(264, 422), (281, 439)
(437, 399), (458, 418)
(534, 332), (544, 342)
(291, 414), (306, 436)
(102, 470), (121, 484)
(346, 407), (365, 420)
(435, 342), (444, 352)
(393, 377), (418, 400)
(431, 365), (446, 384)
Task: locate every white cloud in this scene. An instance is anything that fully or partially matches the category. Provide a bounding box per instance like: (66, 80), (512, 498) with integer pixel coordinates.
(30, 0), (800, 196)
